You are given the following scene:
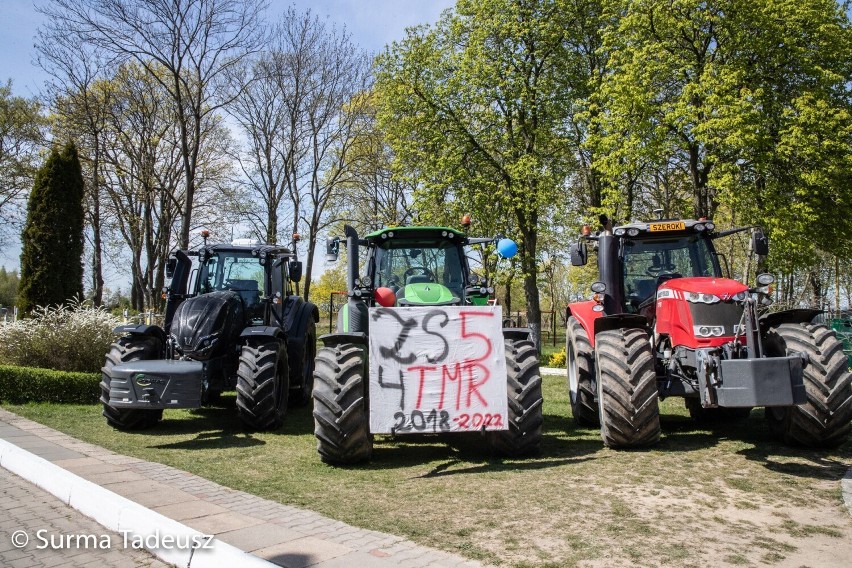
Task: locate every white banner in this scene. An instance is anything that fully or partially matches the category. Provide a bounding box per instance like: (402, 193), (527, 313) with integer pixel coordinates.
(368, 306), (507, 434)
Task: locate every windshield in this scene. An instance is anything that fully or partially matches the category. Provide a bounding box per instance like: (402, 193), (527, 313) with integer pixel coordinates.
(622, 235), (719, 304)
(198, 252), (265, 295)
(373, 241), (466, 298)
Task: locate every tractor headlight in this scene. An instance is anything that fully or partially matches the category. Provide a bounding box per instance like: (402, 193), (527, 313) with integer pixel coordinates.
(686, 292), (720, 304)
(694, 325), (724, 337)
(756, 273), (775, 286)
(627, 228), (640, 236)
(733, 291), (747, 301)
(360, 275), (372, 288)
(614, 228), (625, 236)
(591, 281), (606, 293)
(705, 222), (715, 231)
(695, 223), (706, 231)
(469, 273), (480, 285)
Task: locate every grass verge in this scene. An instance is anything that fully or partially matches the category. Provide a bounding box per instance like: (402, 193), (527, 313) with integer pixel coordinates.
(3, 374), (851, 567)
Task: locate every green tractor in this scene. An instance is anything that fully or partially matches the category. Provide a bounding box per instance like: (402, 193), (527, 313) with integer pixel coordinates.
(313, 224), (543, 464)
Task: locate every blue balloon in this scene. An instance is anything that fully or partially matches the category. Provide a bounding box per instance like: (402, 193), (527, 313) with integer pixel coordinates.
(497, 238), (518, 259)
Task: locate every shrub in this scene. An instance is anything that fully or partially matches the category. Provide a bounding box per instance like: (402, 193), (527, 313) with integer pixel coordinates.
(548, 347), (567, 368)
(0, 365), (100, 404)
(0, 299), (120, 373)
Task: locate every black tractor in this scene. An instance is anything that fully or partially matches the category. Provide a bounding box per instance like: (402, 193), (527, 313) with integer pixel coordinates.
(100, 236), (319, 430)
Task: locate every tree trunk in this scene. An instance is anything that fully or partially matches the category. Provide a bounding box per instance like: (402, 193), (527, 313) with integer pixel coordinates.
(519, 223), (541, 351)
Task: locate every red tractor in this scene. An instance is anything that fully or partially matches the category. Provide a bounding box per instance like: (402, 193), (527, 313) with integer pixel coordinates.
(566, 215), (852, 448)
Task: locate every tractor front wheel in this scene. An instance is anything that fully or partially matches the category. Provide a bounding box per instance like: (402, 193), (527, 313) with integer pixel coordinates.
(236, 341), (289, 430)
(567, 316), (599, 426)
(489, 339), (543, 457)
(595, 328), (660, 448)
(312, 343), (372, 464)
(764, 323), (852, 448)
(101, 336), (164, 430)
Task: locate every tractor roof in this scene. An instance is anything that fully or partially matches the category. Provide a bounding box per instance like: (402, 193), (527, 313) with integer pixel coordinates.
(363, 226), (467, 244)
(196, 243), (293, 257)
(612, 218), (716, 238)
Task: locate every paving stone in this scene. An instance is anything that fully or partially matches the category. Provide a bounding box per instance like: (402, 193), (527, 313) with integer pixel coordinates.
(185, 511), (265, 534)
(254, 536), (352, 568)
(217, 523), (306, 552)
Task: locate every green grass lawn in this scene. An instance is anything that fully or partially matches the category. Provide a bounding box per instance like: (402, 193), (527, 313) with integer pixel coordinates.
(4, 374), (851, 567)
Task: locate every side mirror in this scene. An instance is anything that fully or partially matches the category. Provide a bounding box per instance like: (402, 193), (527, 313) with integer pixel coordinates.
(289, 260), (303, 282)
(165, 257), (177, 279)
(326, 237), (340, 262)
(751, 229), (769, 256)
(570, 242), (588, 266)
(496, 238), (518, 259)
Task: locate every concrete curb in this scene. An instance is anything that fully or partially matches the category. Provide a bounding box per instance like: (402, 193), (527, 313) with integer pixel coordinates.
(539, 366), (564, 376)
(0, 437), (276, 567)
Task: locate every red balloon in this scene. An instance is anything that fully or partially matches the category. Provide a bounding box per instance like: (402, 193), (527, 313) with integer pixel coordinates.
(374, 287), (396, 307)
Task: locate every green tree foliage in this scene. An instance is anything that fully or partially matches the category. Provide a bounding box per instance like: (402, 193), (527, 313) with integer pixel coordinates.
(18, 143), (85, 313)
(0, 81), (46, 249)
(593, 0), (852, 268)
(376, 0), (584, 346)
(0, 267), (19, 309)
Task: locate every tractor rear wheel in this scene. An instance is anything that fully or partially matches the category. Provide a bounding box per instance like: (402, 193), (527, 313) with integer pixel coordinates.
(290, 320), (317, 406)
(312, 343), (372, 464)
(236, 341), (288, 430)
(764, 323), (852, 448)
(489, 339), (543, 457)
(100, 336), (164, 430)
(595, 328), (660, 448)
(567, 316), (599, 426)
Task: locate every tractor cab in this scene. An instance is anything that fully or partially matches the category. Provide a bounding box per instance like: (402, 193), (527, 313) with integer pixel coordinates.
(364, 226), (488, 307)
(614, 220), (723, 319)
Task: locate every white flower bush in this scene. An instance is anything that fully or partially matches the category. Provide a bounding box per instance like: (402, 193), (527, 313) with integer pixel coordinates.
(0, 299), (121, 373)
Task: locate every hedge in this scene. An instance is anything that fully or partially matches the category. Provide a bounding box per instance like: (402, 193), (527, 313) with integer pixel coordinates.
(0, 365), (100, 404)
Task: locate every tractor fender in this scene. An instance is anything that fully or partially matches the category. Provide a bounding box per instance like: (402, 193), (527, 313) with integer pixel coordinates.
(283, 298), (320, 365)
(593, 314), (649, 337)
(112, 324), (166, 345)
(503, 328), (532, 342)
(320, 332), (367, 348)
(282, 296), (320, 341)
(240, 326), (285, 343)
(759, 308), (821, 332)
(566, 301), (602, 346)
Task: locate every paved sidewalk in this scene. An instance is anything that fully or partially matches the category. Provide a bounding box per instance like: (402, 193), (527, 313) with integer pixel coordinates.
(0, 408), (483, 568)
(1, 468), (169, 567)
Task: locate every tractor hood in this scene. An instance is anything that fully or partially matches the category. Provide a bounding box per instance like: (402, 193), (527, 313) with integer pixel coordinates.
(397, 282), (459, 306)
(658, 277), (748, 301)
(170, 291), (245, 360)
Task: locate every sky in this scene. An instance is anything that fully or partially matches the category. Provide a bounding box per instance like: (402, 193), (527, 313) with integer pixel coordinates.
(0, 0), (456, 281)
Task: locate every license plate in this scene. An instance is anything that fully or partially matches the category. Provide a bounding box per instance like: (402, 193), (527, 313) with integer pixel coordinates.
(649, 221), (686, 232)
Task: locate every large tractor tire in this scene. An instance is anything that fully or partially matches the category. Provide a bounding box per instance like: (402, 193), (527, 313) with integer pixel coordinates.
(595, 328), (660, 448)
(236, 341), (289, 430)
(312, 343), (372, 464)
(100, 336), (164, 430)
(489, 339), (544, 457)
(290, 320), (317, 407)
(764, 323), (852, 448)
(566, 316), (599, 426)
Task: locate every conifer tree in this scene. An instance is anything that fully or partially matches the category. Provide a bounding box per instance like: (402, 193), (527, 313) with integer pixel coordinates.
(18, 142), (85, 313)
